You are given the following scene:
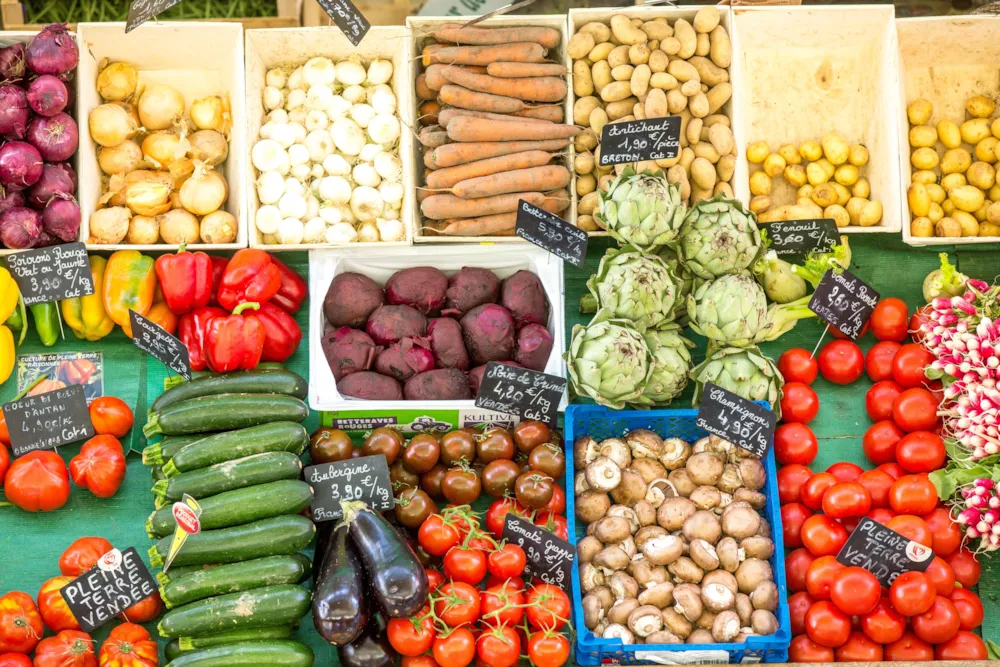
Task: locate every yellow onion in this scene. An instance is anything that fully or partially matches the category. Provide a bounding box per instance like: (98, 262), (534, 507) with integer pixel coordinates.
(190, 96), (229, 133)
(179, 165), (227, 216)
(138, 83), (185, 130)
(89, 103), (139, 147)
(156, 209), (200, 245)
(199, 210), (237, 244)
(97, 139), (143, 175)
(97, 62), (138, 101)
(125, 180), (172, 217)
(126, 215), (159, 244)
(114, 101), (141, 126)
(104, 170), (175, 207)
(142, 131), (188, 168)
(88, 207), (131, 244)
(187, 130), (228, 165)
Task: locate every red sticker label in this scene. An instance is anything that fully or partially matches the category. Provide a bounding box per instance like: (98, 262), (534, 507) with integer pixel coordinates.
(173, 502), (201, 535)
(97, 548), (123, 572)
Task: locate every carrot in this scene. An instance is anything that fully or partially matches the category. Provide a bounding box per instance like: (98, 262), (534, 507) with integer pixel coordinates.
(417, 188), (432, 204)
(433, 43), (547, 66)
(422, 44), (445, 67)
(419, 100), (441, 125)
(425, 64), (448, 91)
(421, 191), (548, 220)
(438, 84), (526, 114)
(541, 188), (570, 215)
(447, 116), (580, 142)
(419, 125), (449, 148)
(437, 107), (552, 129)
(442, 66), (567, 103)
(431, 139), (570, 168)
(513, 106), (565, 122)
(415, 73), (434, 100)
(434, 24), (561, 49)
(487, 62), (566, 78)
(436, 212), (518, 236)
(427, 150), (555, 190)
(453, 165), (571, 199)
(424, 151), (438, 170)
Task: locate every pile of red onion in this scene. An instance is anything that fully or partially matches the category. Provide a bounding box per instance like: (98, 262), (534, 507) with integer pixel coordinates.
(0, 23), (80, 250)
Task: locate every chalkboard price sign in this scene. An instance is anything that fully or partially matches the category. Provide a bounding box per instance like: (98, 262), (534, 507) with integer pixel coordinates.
(808, 268), (880, 340)
(475, 362), (565, 425)
(60, 547), (158, 632)
(765, 219), (839, 257)
(317, 0), (371, 46)
(837, 517), (933, 587)
(502, 514), (573, 591)
(696, 383), (776, 458)
(305, 454), (394, 522)
(6, 242), (94, 306)
(130, 310), (192, 380)
(2, 384), (94, 457)
(598, 116), (681, 166)
(126, 0), (182, 32)
(515, 200), (588, 268)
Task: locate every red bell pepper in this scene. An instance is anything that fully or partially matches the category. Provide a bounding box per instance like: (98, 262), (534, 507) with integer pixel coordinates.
(243, 301), (302, 362)
(208, 255), (229, 306)
(269, 256), (307, 314)
(217, 249), (281, 312)
(205, 303), (266, 373)
(154, 246), (213, 315)
(177, 306), (226, 372)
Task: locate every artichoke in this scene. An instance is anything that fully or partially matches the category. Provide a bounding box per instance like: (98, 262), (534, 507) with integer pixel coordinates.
(676, 194), (763, 279)
(581, 246), (678, 329)
(690, 345), (784, 417)
(636, 325), (694, 406)
(687, 271), (768, 347)
(566, 309), (653, 409)
(658, 248), (695, 326)
(597, 168), (686, 251)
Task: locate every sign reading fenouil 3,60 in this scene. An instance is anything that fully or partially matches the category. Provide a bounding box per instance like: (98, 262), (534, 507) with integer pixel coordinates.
(599, 117), (681, 166)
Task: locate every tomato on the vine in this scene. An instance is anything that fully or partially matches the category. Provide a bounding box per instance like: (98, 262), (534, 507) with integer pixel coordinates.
(885, 631), (934, 661)
(861, 597), (906, 645)
(890, 571), (936, 616)
(805, 600), (851, 648)
(774, 423), (818, 466)
(534, 512), (568, 541)
(822, 482), (871, 519)
(527, 632), (570, 667)
(871, 297), (910, 342)
(866, 341), (902, 383)
(487, 544), (526, 580)
(788, 591), (814, 635)
(480, 584), (524, 627)
(477, 625), (520, 667)
(830, 566), (881, 615)
(777, 464), (813, 505)
(786, 548), (816, 593)
(484, 498), (530, 538)
(935, 631), (988, 660)
(889, 475), (938, 515)
(865, 379), (903, 421)
(886, 514), (933, 547)
(780, 503), (813, 549)
(432, 627), (476, 667)
(526, 584), (570, 631)
(801, 515), (849, 557)
(789, 635), (834, 663)
(780, 382), (820, 424)
(426, 568), (445, 592)
(834, 632), (883, 662)
(923, 507), (962, 557)
(827, 462), (863, 482)
(949, 588), (984, 631)
(862, 420), (904, 465)
(485, 575), (524, 592)
(444, 546), (488, 586)
(818, 340), (865, 385)
(946, 548), (981, 588)
(401, 656), (439, 667)
(388, 614), (436, 657)
(778, 348), (819, 384)
(805, 555), (844, 600)
(434, 583), (481, 627)
(893, 343), (935, 388)
(544, 485), (565, 515)
(418, 515), (461, 556)
(857, 469), (893, 509)
(801, 472), (837, 511)
(912, 596), (960, 645)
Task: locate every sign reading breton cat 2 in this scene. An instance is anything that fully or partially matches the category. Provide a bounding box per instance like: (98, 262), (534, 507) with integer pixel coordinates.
(599, 117), (681, 166)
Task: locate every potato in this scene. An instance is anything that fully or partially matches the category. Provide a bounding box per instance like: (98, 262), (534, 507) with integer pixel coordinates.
(834, 164), (859, 186)
(667, 165), (691, 200)
(927, 203), (944, 223)
(847, 144), (869, 167)
(705, 83), (732, 114)
(991, 185), (1000, 201)
(608, 44), (631, 69)
(821, 134), (849, 165)
(688, 57), (728, 87)
(941, 148), (972, 175)
(649, 50), (669, 73)
(569, 32), (597, 60)
(576, 128), (598, 152)
(937, 120), (961, 148)
(579, 191), (599, 216)
(574, 96), (601, 126)
(908, 182), (931, 217)
(590, 107), (609, 136)
(859, 199), (883, 227)
(573, 60), (594, 97)
(962, 118), (993, 145)
(611, 15), (647, 45)
(980, 221), (1000, 237)
(650, 72), (678, 91)
(589, 42), (615, 61)
(825, 204), (850, 228)
(976, 137), (998, 164)
(912, 170), (937, 185)
(746, 141), (769, 164)
(783, 164), (806, 188)
(941, 172), (967, 193)
(763, 153), (786, 178)
(693, 6), (721, 33)
(967, 95), (995, 119)
(606, 98), (636, 120)
(577, 173), (597, 197)
(666, 89), (687, 114)
(769, 144), (798, 167)
(674, 19), (697, 59)
(926, 183), (946, 204)
(811, 183), (838, 208)
(943, 200), (955, 216)
(714, 182), (734, 198)
(716, 154), (736, 183)
(666, 60), (699, 84)
(681, 80), (701, 97)
(601, 81), (634, 103)
(709, 26), (731, 69)
(910, 217), (934, 237)
(749, 171), (772, 196)
(641, 21), (672, 42)
(611, 64), (634, 81)
(691, 157), (717, 190)
(806, 162), (829, 186)
(689, 92), (709, 118)
(968, 162), (996, 191)
(631, 64), (652, 98)
(832, 183), (851, 207)
(685, 117), (702, 146)
(908, 125), (938, 148)
(645, 89), (668, 118)
(993, 118), (1000, 140)
(661, 37), (681, 56)
(693, 142), (720, 164)
(796, 183), (814, 199)
(629, 43), (651, 65)
(911, 147), (940, 170)
(575, 152), (595, 175)
(695, 33), (710, 57)
(749, 195), (771, 213)
(580, 22), (612, 43)
(797, 141), (821, 162)
(951, 185), (986, 213)
(795, 199), (823, 218)
(953, 210), (979, 236)
(845, 197), (866, 226)
(655, 154), (680, 169)
(816, 158), (835, 180)
(974, 202), (990, 222)
(907, 98), (933, 126)
(709, 124), (734, 156)
(988, 201), (1000, 225)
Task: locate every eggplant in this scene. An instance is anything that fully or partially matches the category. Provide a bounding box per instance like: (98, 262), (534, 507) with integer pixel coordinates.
(339, 615), (396, 667)
(312, 524), (369, 646)
(343, 502), (429, 618)
(313, 521), (334, 580)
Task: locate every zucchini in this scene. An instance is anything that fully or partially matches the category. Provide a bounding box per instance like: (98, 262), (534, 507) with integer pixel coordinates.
(158, 564), (220, 588)
(160, 555), (312, 608)
(163, 640), (314, 666)
(149, 515), (315, 568)
(176, 626), (296, 652)
(153, 452), (303, 509)
(152, 466), (166, 483)
(158, 586), (312, 638)
(152, 369), (307, 415)
(143, 435), (208, 466)
(164, 363), (286, 390)
(161, 422), (308, 477)
(144, 393), (309, 438)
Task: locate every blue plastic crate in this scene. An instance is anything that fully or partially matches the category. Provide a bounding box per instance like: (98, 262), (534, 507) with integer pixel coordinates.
(566, 404), (791, 665)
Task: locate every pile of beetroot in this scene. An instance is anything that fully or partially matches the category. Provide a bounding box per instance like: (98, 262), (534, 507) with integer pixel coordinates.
(0, 24), (80, 250)
(323, 266), (554, 401)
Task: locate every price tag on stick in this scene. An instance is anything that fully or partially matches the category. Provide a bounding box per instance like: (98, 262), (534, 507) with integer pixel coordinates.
(316, 0), (371, 46)
(130, 310), (192, 380)
(598, 116), (681, 166)
(3, 384), (94, 456)
(837, 517), (933, 588)
(515, 200), (588, 268)
(163, 494), (203, 573)
(502, 514), (574, 592)
(6, 242), (94, 306)
(808, 268), (880, 340)
(475, 362), (565, 425)
(305, 454), (394, 522)
(765, 219), (839, 257)
(696, 383), (776, 457)
(59, 547), (158, 632)
(126, 0), (182, 32)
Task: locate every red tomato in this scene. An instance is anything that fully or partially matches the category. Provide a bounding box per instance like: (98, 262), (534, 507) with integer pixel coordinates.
(892, 343), (936, 388)
(805, 555), (845, 600)
(835, 631), (883, 662)
(433, 627), (476, 667)
(827, 461), (863, 482)
(774, 423), (818, 466)
(786, 548), (816, 593)
(533, 512), (568, 541)
(781, 382), (820, 424)
(949, 588), (984, 631)
(866, 341), (902, 383)
(3, 451), (70, 512)
(878, 462), (905, 479)
(388, 614), (436, 657)
(896, 431), (945, 473)
(426, 568), (445, 592)
(946, 548), (981, 588)
(98, 622), (157, 667)
(484, 498), (531, 539)
(37, 576), (79, 632)
(871, 297), (910, 341)
(885, 631), (935, 661)
(889, 475), (938, 515)
(777, 464), (813, 505)
(525, 584), (570, 631)
(69, 435), (126, 498)
(857, 469), (893, 509)
(830, 566), (881, 615)
(59, 537), (114, 577)
(118, 592), (161, 624)
(0, 444), (8, 486)
(867, 508), (896, 525)
(890, 571), (936, 616)
(476, 626), (520, 667)
(0, 655), (31, 667)
(779, 348), (819, 385)
(434, 583), (481, 627)
(923, 507), (962, 557)
(912, 596), (960, 645)
(805, 600), (851, 648)
(781, 503), (813, 549)
(788, 591), (815, 635)
(789, 635), (834, 663)
(0, 413), (8, 447)
(544, 485), (565, 515)
(892, 388), (940, 432)
(487, 544), (526, 580)
(935, 631), (988, 660)
(863, 420), (905, 465)
(861, 597), (906, 644)
(444, 547), (488, 586)
(818, 340), (865, 385)
(886, 514), (933, 548)
(32, 630), (97, 667)
(418, 515), (461, 556)
(865, 380), (903, 421)
(0, 592), (43, 653)
(801, 472), (838, 511)
(480, 584), (524, 627)
(88, 396), (134, 438)
(839, 516), (861, 534)
(801, 514), (849, 557)
(822, 482), (871, 519)
(924, 556), (956, 596)
(402, 657), (439, 667)
(526, 632), (569, 667)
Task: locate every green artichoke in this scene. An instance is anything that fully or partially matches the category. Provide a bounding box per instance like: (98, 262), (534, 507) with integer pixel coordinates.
(658, 248), (695, 326)
(687, 271), (768, 347)
(581, 246), (678, 329)
(676, 194), (763, 279)
(597, 168), (686, 251)
(690, 345), (784, 417)
(636, 325), (694, 406)
(566, 309), (653, 409)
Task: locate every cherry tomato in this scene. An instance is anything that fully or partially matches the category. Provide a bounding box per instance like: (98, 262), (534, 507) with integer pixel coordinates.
(527, 633), (570, 667)
(823, 482), (871, 519)
(789, 635), (834, 663)
(544, 485), (565, 515)
(801, 515), (849, 557)
(525, 584), (570, 631)
(895, 431), (945, 473)
(922, 507), (962, 557)
(434, 583), (481, 627)
(779, 348), (819, 384)
(892, 387), (940, 432)
(835, 631), (883, 662)
(861, 597), (906, 645)
(433, 627), (476, 667)
(923, 556), (956, 596)
(777, 464), (813, 505)
(890, 571), (936, 616)
(388, 614), (436, 657)
(781, 503), (813, 549)
(866, 380), (903, 421)
(912, 596), (960, 645)
(786, 548), (816, 593)
(857, 469), (893, 509)
(886, 514), (933, 547)
(946, 548), (981, 588)
(889, 475), (938, 515)
(480, 584), (524, 627)
(878, 462), (905, 479)
(935, 631), (988, 660)
(949, 588), (984, 631)
(781, 382), (820, 424)
(805, 600), (851, 648)
(533, 512), (568, 542)
(862, 421), (904, 465)
(476, 626), (520, 667)
(487, 544), (526, 580)
(788, 591), (815, 635)
(774, 423), (818, 466)
(805, 555), (845, 600)
(830, 566), (881, 616)
(827, 461), (863, 482)
(418, 515), (461, 556)
(818, 340), (865, 385)
(485, 498), (531, 539)
(444, 547), (488, 586)
(801, 472), (838, 511)
(885, 631), (934, 661)
(867, 508), (896, 525)
(866, 341), (902, 383)
(871, 297), (910, 342)
(485, 575), (524, 592)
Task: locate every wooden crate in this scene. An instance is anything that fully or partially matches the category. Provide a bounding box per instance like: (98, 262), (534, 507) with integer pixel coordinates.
(897, 15), (1000, 246)
(1, 0), (300, 30)
(302, 0), (418, 27)
(730, 5), (903, 234)
(244, 26), (415, 251)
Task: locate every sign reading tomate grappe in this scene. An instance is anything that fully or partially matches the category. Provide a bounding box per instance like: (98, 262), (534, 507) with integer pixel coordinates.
(59, 547), (158, 632)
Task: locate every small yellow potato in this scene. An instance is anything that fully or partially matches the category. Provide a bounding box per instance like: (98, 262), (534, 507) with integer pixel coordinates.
(631, 64), (651, 98)
(799, 141), (822, 162)
(911, 217), (934, 237)
(912, 170), (938, 185)
(695, 33), (710, 57)
(709, 124), (735, 157)
(951, 185), (986, 212)
(943, 200), (956, 216)
(941, 173), (967, 193)
(928, 203), (944, 223)
(577, 173), (597, 196)
(693, 142), (720, 163)
(574, 152), (595, 175)
(822, 134), (850, 165)
(979, 221), (1000, 237)
(974, 202), (990, 222)
(747, 141), (769, 164)
(811, 183), (838, 208)
(576, 215), (598, 232)
(611, 64), (634, 81)
(573, 61), (594, 97)
(575, 128), (599, 152)
(673, 18), (697, 59)
(574, 96), (602, 125)
(988, 201), (1000, 224)
(852, 179), (870, 199)
(592, 61), (612, 92)
(993, 118), (1000, 140)
(908, 182), (931, 217)
(848, 144), (870, 167)
(941, 148), (972, 175)
(589, 42), (615, 61)
(689, 92), (709, 118)
(825, 204), (850, 228)
(976, 137), (998, 164)
(648, 49), (669, 73)
(763, 153), (786, 177)
(926, 183), (947, 204)
(908, 98), (933, 126)
(832, 183), (851, 207)
(568, 32), (597, 60)
(784, 164), (807, 187)
(645, 88), (668, 118)
(611, 14), (648, 46)
(607, 97), (639, 119)
(693, 6), (721, 33)
(629, 43), (651, 65)
(749, 170), (772, 196)
(649, 72), (678, 91)
(749, 195), (771, 213)
(778, 144), (801, 166)
(709, 26), (731, 69)
(991, 185), (1000, 201)
(953, 210), (980, 236)
(816, 158), (835, 179)
(968, 162), (996, 190)
(579, 21), (612, 43)
(938, 120), (962, 149)
(936, 217), (962, 237)
(846, 197), (867, 226)
(639, 21), (671, 42)
(834, 164), (859, 186)
(859, 199), (883, 227)
(666, 89), (687, 113)
(967, 95), (995, 119)
(911, 147), (940, 170)
(590, 107), (609, 136)
(679, 147), (696, 171)
(806, 162), (829, 186)
(797, 184), (815, 200)
(908, 125), (938, 148)
(691, 157), (717, 190)
(601, 80), (634, 103)
(686, 117), (703, 145)
(680, 79), (701, 97)
(795, 199), (824, 218)
(962, 118), (993, 145)
(705, 83), (731, 115)
(608, 45), (631, 69)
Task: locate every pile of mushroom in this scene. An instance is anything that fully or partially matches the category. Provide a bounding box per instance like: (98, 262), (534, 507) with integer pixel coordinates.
(575, 430), (780, 645)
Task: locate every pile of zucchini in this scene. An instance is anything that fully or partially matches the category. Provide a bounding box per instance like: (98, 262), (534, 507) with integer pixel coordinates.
(140, 368), (317, 667)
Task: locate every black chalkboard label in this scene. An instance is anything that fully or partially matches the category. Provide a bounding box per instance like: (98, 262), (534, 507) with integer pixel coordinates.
(3, 384), (94, 456)
(475, 362), (565, 425)
(696, 383), (775, 458)
(130, 310), (192, 380)
(6, 242), (94, 307)
(126, 0), (182, 32)
(598, 116), (681, 166)
(502, 514), (573, 591)
(837, 517), (933, 587)
(808, 268), (880, 340)
(515, 200), (588, 268)
(765, 219), (839, 257)
(305, 454), (394, 522)
(60, 547), (158, 632)
(317, 0), (371, 46)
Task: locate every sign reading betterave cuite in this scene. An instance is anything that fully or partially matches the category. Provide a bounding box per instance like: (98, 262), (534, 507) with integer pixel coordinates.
(765, 219), (839, 257)
(59, 547), (158, 632)
(126, 0), (182, 32)
(515, 200), (587, 268)
(837, 517), (933, 587)
(696, 383), (775, 458)
(130, 310), (192, 381)
(316, 0), (371, 46)
(3, 384), (94, 457)
(305, 454), (393, 522)
(6, 242), (94, 306)
(808, 268), (880, 340)
(502, 514), (573, 591)
(598, 117), (681, 166)
(475, 362), (565, 425)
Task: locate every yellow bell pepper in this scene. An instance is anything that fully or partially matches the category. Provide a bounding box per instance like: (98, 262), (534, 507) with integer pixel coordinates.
(0, 325), (13, 385)
(62, 256), (115, 342)
(103, 250), (156, 338)
(0, 267), (17, 324)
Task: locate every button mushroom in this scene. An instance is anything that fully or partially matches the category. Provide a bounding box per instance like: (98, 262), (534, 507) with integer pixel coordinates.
(586, 456), (622, 493)
(668, 468), (697, 497)
(689, 539), (720, 570)
(574, 435), (601, 470)
(611, 468), (648, 507)
(734, 488), (767, 510)
(638, 581), (675, 608)
(696, 610), (718, 630)
(579, 562), (606, 592)
(735, 593), (753, 625)
(689, 485), (722, 511)
(602, 623), (634, 643)
(750, 609), (779, 636)
(629, 458), (667, 484)
(739, 458), (766, 491)
(642, 534), (685, 566)
(646, 630), (683, 644)
(594, 516), (633, 544)
(646, 478), (676, 508)
(656, 497), (697, 531)
(712, 610), (741, 642)
(686, 452), (725, 486)
(717, 463), (744, 494)
(628, 604), (664, 638)
(575, 471), (591, 495)
(682, 510), (723, 544)
(721, 504), (761, 540)
(661, 607), (693, 638)
(608, 598), (641, 625)
(627, 429), (664, 460)
(591, 585), (615, 611)
(702, 570), (739, 595)
(594, 546), (631, 572)
(757, 516), (771, 538)
(630, 559), (668, 589)
(618, 536), (637, 558)
(609, 571), (640, 601)
(577, 535), (603, 563)
(667, 556), (704, 584)
(633, 499), (657, 527)
(750, 580), (778, 612)
(576, 490), (612, 524)
(716, 536), (742, 573)
(740, 535), (775, 560)
(735, 558), (772, 594)
(672, 583), (703, 622)
(635, 526), (668, 550)
(701, 582), (736, 612)
(582, 593), (605, 630)
(607, 505), (640, 533)
(687, 629), (715, 644)
(599, 438), (632, 468)
(660, 438), (691, 470)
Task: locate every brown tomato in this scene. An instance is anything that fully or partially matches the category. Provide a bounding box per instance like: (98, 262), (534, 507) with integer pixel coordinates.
(310, 427), (355, 464)
(441, 467), (482, 504)
(481, 459), (522, 497)
(513, 420), (551, 454)
(528, 443), (566, 479)
(395, 488), (438, 529)
(477, 427), (515, 463)
(363, 427), (404, 465)
(441, 430), (476, 466)
(420, 463), (448, 500)
(514, 472), (554, 509)
(402, 434), (441, 474)
(390, 459), (420, 493)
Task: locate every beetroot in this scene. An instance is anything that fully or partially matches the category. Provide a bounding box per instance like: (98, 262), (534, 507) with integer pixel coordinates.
(385, 266), (448, 315)
(428, 317), (469, 371)
(468, 361), (522, 395)
(514, 323), (554, 371)
(367, 305), (428, 346)
(404, 368), (472, 400)
(324, 272), (386, 328)
(501, 270), (549, 328)
(323, 327), (377, 382)
(444, 267), (500, 316)
(374, 337), (435, 382)
(339, 372), (403, 400)
(460, 304), (515, 366)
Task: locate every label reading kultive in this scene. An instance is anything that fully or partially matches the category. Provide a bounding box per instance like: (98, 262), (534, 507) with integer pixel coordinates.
(2, 384), (94, 457)
(515, 200), (588, 268)
(598, 116), (681, 166)
(765, 218), (839, 257)
(6, 242), (94, 306)
(305, 454), (394, 522)
(126, 0), (182, 32)
(316, 0), (371, 46)
(130, 310), (192, 380)
(474, 362), (565, 425)
(837, 517), (933, 587)
(808, 268), (880, 340)
(695, 383), (776, 458)
(60, 547), (158, 632)
(501, 514), (573, 591)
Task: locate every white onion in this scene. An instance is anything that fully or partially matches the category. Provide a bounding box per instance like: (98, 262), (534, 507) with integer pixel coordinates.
(351, 103), (375, 128)
(374, 152), (402, 182)
(337, 60), (367, 86)
(303, 57), (337, 87)
(303, 217), (326, 242)
(257, 170), (285, 204)
(284, 177), (305, 197)
(266, 109), (289, 125)
(270, 124), (296, 149)
(288, 108), (307, 124)
(370, 87), (396, 114)
(262, 232), (278, 244)
(319, 205), (343, 224)
(368, 114), (400, 145)
(338, 205), (356, 224)
(307, 85), (335, 111)
(351, 186), (384, 222)
(358, 220), (380, 242)
(353, 163), (381, 188)
(289, 123), (307, 145)
(328, 95), (351, 118)
(278, 192), (307, 219)
(305, 194), (320, 220)
(252, 140), (289, 173)
(319, 176), (352, 205)
(290, 163), (311, 180)
(379, 181), (404, 205)
(287, 88), (306, 110)
(256, 205), (282, 234)
(305, 110), (329, 131)
(332, 118), (366, 156)
(323, 154), (351, 176)
(265, 68), (288, 89)
(366, 59), (393, 86)
(305, 129), (334, 163)
(278, 217), (305, 244)
(342, 85), (365, 104)
(311, 163), (325, 179)
(288, 66), (305, 90)
(377, 218), (405, 242)
(288, 143), (310, 166)
(326, 222), (358, 243)
(382, 206), (400, 221)
(263, 86), (284, 111)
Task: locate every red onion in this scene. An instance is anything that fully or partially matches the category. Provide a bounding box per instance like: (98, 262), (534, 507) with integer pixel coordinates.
(26, 112), (77, 162)
(0, 189), (25, 215)
(35, 229), (58, 247)
(0, 206), (41, 248)
(0, 141), (43, 189)
(27, 162), (75, 208)
(0, 44), (26, 84)
(25, 24), (78, 76)
(26, 74), (68, 117)
(41, 193), (79, 242)
(0, 83), (29, 138)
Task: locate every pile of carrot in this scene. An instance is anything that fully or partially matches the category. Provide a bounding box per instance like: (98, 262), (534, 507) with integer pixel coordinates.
(415, 23), (580, 237)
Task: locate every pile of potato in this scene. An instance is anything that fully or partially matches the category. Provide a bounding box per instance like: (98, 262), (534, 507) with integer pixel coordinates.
(746, 134), (882, 228)
(906, 95), (1000, 239)
(569, 7), (735, 232)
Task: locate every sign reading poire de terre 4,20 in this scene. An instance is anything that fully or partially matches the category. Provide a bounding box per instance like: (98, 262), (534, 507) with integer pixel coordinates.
(59, 547), (158, 632)
(837, 517), (933, 588)
(6, 242), (94, 306)
(808, 268), (880, 340)
(2, 384), (94, 457)
(475, 362), (566, 426)
(305, 454), (394, 522)
(598, 116), (681, 166)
